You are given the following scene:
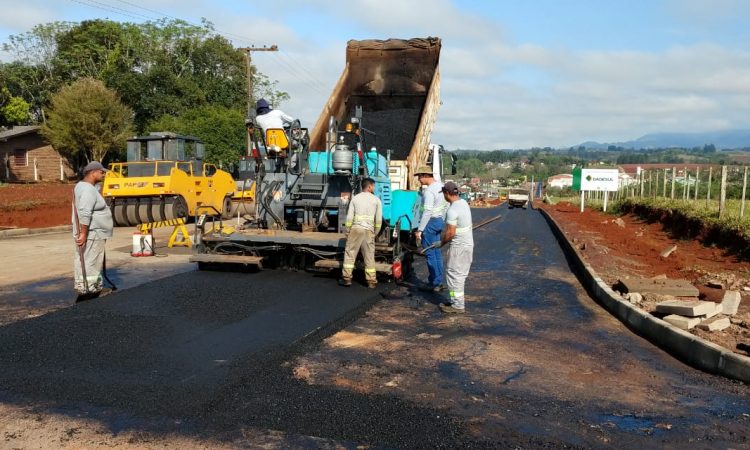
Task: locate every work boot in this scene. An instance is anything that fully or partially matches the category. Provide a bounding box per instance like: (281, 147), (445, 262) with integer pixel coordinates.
(439, 303), (465, 314)
(75, 292), (95, 303)
(339, 278), (352, 287)
(76, 292), (100, 303)
(96, 287), (114, 298)
(418, 283), (444, 293)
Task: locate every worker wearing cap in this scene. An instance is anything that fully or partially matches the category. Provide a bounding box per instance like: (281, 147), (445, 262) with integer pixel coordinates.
(439, 181), (473, 314)
(340, 177), (382, 288)
(72, 161), (114, 302)
(414, 165), (447, 292)
(254, 98), (300, 171)
(254, 98), (296, 135)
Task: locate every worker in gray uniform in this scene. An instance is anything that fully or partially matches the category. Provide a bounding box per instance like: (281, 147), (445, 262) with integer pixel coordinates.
(340, 178), (382, 288)
(72, 161), (114, 302)
(438, 181), (474, 314)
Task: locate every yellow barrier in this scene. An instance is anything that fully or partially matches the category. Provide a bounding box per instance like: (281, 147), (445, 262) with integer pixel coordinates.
(138, 217), (192, 248)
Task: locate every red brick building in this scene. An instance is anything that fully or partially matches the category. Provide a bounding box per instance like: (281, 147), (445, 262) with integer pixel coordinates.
(0, 126), (76, 182)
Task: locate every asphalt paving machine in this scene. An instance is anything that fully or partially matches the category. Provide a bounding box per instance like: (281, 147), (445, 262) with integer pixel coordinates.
(190, 37), (454, 280)
(191, 109), (428, 280)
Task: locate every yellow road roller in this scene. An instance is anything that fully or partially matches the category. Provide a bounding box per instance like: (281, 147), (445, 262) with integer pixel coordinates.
(103, 132), (237, 227)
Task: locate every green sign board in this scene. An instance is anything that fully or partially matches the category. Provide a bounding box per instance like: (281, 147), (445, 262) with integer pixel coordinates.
(572, 167), (582, 191)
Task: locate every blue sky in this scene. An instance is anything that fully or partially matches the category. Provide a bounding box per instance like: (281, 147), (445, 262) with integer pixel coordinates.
(1, 0), (750, 149)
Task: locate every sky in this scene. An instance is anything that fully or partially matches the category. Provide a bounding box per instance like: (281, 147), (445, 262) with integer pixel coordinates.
(1, 0), (750, 150)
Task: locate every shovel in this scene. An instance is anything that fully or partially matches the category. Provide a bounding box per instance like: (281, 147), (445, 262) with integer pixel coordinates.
(402, 214), (503, 256)
(402, 241), (440, 256)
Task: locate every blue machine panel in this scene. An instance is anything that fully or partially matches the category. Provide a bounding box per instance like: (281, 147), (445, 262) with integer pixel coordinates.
(307, 150), (419, 230)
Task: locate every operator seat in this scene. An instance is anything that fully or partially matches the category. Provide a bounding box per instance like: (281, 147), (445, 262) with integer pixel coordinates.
(265, 128), (290, 158)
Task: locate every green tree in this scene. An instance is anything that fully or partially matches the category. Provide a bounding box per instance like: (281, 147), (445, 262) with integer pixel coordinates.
(457, 157), (485, 178)
(3, 18), (286, 133)
(1, 22), (74, 121)
(53, 19), (141, 81)
(253, 72), (290, 109)
(41, 78), (133, 163)
(108, 18), (247, 131)
(0, 87), (31, 126)
(147, 105), (246, 166)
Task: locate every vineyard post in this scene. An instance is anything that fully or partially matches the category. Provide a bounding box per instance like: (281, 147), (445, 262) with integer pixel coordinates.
(719, 165), (727, 218)
(695, 167), (700, 200)
(671, 167), (676, 199)
(663, 168), (667, 197)
(741, 166), (748, 218)
(707, 166), (713, 206)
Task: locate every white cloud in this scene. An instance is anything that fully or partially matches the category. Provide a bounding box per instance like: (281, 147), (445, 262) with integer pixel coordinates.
(3, 1), (750, 148)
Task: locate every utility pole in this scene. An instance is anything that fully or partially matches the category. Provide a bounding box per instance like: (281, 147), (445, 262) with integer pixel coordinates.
(239, 45), (279, 114)
(239, 45), (279, 154)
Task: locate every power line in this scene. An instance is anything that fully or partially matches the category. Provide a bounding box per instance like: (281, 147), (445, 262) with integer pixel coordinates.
(68, 0), (331, 96)
(68, 0), (158, 22)
(111, 0), (259, 46)
(275, 51), (329, 93)
(268, 53), (328, 96)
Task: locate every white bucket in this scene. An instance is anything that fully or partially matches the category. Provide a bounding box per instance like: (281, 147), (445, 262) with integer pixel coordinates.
(132, 233), (154, 257)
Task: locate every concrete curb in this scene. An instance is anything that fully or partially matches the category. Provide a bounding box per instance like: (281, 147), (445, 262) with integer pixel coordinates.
(539, 207), (750, 384)
(0, 225), (72, 239)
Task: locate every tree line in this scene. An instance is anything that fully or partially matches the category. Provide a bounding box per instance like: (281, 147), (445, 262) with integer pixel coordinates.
(0, 19), (287, 166)
(453, 144), (743, 181)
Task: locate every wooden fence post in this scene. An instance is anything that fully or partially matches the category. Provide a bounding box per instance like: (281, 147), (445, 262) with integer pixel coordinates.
(707, 166), (713, 206)
(719, 165), (727, 218)
(663, 168), (667, 197)
(741, 166), (748, 218)
(639, 170), (645, 198)
(682, 167), (688, 200)
(671, 167), (676, 199)
(695, 167), (700, 200)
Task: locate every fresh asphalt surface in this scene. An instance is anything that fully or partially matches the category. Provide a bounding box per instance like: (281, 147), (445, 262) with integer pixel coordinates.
(0, 204), (749, 448)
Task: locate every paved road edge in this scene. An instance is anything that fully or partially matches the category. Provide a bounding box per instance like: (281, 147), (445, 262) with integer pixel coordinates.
(0, 225), (72, 239)
(538, 207), (750, 384)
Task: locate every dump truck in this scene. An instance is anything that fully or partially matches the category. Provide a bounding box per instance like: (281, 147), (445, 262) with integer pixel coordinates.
(190, 37), (454, 280)
(508, 188), (530, 209)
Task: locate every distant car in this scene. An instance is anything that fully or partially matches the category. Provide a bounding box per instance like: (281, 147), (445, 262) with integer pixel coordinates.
(507, 189), (529, 209)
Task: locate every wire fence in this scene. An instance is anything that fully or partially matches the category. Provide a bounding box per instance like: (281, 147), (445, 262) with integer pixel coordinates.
(614, 165), (750, 219)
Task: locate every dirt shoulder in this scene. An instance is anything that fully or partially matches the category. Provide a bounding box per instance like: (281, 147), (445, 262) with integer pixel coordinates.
(0, 182), (74, 229)
(538, 200), (750, 357)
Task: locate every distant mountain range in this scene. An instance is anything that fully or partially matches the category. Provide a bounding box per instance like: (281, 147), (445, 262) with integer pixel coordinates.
(578, 129), (750, 150)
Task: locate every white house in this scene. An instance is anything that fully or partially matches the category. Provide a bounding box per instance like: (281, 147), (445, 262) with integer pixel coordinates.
(547, 173), (573, 188)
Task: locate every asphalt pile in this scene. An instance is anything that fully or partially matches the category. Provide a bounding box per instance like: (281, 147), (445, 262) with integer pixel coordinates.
(360, 108), (422, 160)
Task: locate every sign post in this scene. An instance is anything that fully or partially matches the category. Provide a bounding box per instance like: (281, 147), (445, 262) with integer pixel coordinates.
(572, 168), (619, 212)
